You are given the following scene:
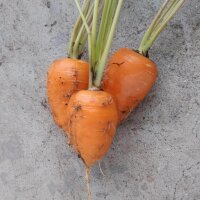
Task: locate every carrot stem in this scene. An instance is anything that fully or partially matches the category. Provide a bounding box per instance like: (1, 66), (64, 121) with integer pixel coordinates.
(97, 0), (118, 65)
(153, 0), (178, 29)
(145, 0), (185, 54)
(94, 0), (124, 87)
(96, 0), (110, 61)
(97, 0), (113, 60)
(91, 0), (100, 67)
(85, 166), (92, 200)
(102, 1), (118, 50)
(139, 0), (171, 51)
(138, 0), (186, 56)
(78, 2), (104, 58)
(74, 0), (93, 88)
(98, 161), (105, 176)
(72, 3), (94, 59)
(68, 0), (91, 58)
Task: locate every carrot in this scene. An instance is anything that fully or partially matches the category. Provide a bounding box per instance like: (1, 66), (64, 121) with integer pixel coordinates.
(47, 58), (89, 131)
(101, 0), (186, 123)
(66, 90), (118, 167)
(102, 48), (158, 122)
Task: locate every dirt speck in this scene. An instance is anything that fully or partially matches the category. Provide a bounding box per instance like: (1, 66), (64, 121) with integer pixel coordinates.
(46, 1), (51, 8)
(51, 21), (57, 27)
(74, 105), (82, 111)
(112, 62), (125, 67)
(41, 98), (48, 109)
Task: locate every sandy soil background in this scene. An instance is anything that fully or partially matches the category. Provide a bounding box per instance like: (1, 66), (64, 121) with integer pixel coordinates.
(0, 0), (200, 199)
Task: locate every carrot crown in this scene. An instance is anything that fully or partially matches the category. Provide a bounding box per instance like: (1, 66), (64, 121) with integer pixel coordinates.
(75, 0), (124, 88)
(138, 0), (186, 56)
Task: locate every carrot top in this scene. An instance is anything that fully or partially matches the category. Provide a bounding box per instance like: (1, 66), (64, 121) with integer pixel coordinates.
(68, 0), (104, 59)
(75, 0), (124, 88)
(138, 0), (186, 56)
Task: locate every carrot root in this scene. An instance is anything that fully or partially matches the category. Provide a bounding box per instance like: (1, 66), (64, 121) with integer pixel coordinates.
(85, 166), (92, 200)
(98, 161), (105, 177)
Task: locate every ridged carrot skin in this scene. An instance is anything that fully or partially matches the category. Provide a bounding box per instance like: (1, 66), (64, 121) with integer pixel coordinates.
(47, 58), (89, 133)
(102, 48), (158, 122)
(66, 90), (118, 167)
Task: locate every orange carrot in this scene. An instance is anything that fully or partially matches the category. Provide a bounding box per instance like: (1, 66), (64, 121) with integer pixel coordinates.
(47, 58), (89, 133)
(102, 48), (158, 122)
(66, 90), (118, 167)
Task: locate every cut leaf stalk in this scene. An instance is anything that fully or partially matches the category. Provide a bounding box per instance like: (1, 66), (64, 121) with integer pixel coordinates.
(138, 0), (186, 56)
(94, 0), (124, 87)
(68, 0), (91, 58)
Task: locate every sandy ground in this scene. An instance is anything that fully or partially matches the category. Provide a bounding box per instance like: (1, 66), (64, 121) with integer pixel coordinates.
(0, 0), (200, 199)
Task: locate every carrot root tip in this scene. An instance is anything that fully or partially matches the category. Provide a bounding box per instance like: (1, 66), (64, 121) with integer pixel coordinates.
(85, 165), (92, 200)
(98, 161), (105, 177)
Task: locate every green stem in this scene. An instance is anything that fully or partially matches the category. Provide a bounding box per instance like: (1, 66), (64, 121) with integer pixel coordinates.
(152, 0), (178, 32)
(94, 0), (117, 70)
(94, 0), (124, 87)
(78, 2), (104, 57)
(74, 0), (93, 88)
(98, 0), (113, 59)
(138, 0), (186, 55)
(68, 0), (91, 58)
(79, 21), (93, 57)
(72, 3), (94, 59)
(96, 0), (110, 61)
(139, 0), (171, 51)
(149, 0), (185, 48)
(91, 0), (100, 67)
(102, 1), (118, 47)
